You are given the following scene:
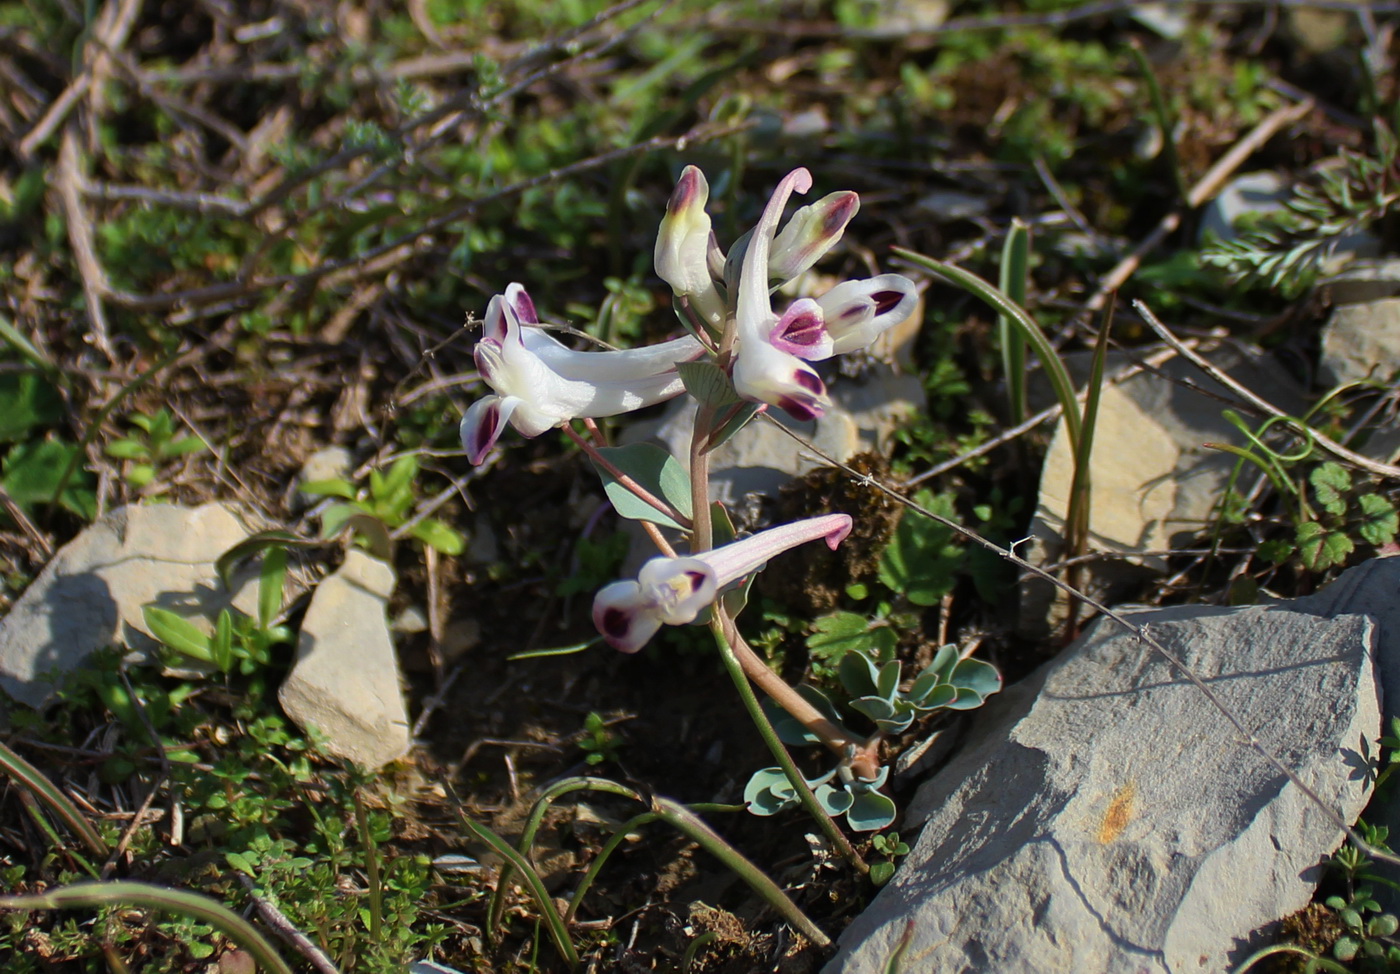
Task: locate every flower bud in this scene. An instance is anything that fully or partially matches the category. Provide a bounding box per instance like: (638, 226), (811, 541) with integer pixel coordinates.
(768, 191), (859, 286)
(655, 166), (725, 327)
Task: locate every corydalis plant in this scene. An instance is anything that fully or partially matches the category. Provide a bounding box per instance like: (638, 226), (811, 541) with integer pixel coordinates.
(460, 167), (992, 871)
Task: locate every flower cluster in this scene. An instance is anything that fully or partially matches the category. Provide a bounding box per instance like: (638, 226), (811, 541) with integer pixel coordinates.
(462, 166), (918, 464)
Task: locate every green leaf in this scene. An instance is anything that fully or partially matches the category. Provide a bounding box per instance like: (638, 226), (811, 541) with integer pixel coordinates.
(743, 767), (799, 816)
(0, 372), (63, 444)
(162, 435), (208, 457)
(869, 861), (895, 886)
(410, 518), (467, 555)
(846, 790), (897, 832)
(1297, 520), (1354, 571)
(1311, 462), (1352, 516)
(1258, 538), (1294, 564)
(104, 438), (150, 461)
(258, 547), (287, 630)
(948, 658), (1003, 707)
(878, 491), (963, 606)
(808, 612), (897, 669)
(705, 401), (761, 452)
(217, 531), (324, 590)
(2, 437), (95, 519)
(212, 610), (234, 673)
(300, 478), (357, 500)
(677, 360), (741, 407)
(378, 456), (419, 507)
(590, 443), (693, 529)
(1357, 493), (1399, 545)
(142, 606), (213, 662)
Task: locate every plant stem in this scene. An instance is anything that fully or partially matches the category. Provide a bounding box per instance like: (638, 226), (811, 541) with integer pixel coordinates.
(352, 790), (383, 945)
(690, 401), (715, 552)
(710, 611), (870, 876)
(561, 422), (692, 528)
(716, 609), (877, 779)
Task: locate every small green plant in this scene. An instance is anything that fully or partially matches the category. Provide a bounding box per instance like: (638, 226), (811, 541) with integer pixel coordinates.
(748, 645), (1001, 832)
(869, 830), (910, 886)
(302, 454), (465, 556)
(578, 712), (622, 767)
(1202, 119), (1399, 298)
(105, 408), (208, 490)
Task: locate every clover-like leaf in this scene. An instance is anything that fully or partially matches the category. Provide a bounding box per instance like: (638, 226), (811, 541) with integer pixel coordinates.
(1357, 493), (1399, 546)
(1311, 462), (1352, 516)
(1297, 520), (1354, 571)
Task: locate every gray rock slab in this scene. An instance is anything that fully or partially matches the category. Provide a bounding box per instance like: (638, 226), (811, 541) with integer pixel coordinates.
(1320, 297), (1400, 386)
(0, 503), (268, 708)
(826, 565), (1385, 974)
(278, 549), (409, 769)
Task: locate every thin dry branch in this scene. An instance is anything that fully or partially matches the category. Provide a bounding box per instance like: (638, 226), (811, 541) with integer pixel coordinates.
(1134, 300), (1400, 480)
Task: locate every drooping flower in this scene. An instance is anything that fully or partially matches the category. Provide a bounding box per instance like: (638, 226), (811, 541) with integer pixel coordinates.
(461, 284), (703, 464)
(592, 514), (853, 653)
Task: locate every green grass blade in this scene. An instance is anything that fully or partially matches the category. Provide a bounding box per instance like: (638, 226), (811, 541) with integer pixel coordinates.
(0, 739), (109, 860)
(1066, 312), (1111, 564)
(457, 812), (580, 969)
(998, 219), (1031, 425)
(894, 247), (1080, 450)
(0, 881), (297, 974)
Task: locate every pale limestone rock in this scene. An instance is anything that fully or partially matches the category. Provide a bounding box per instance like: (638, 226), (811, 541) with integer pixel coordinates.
(1320, 298), (1400, 387)
(0, 503), (267, 708)
(278, 549), (409, 769)
(827, 563), (1385, 973)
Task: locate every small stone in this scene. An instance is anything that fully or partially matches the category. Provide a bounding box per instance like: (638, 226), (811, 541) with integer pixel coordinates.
(299, 446), (353, 486)
(827, 562), (1384, 973)
(0, 503), (270, 709)
(1319, 298), (1400, 386)
(278, 549), (410, 769)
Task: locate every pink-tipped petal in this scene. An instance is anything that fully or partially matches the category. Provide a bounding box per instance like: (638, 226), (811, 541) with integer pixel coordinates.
(768, 298), (833, 360)
(768, 190), (860, 285)
(701, 514), (855, 586)
(504, 282), (538, 325)
(815, 274), (919, 356)
(460, 394), (516, 465)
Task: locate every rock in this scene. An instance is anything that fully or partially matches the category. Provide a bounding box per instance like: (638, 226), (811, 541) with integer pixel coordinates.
(1021, 346), (1304, 633)
(827, 563), (1385, 973)
(0, 503), (268, 709)
(1321, 258), (1400, 306)
(278, 549), (410, 769)
(1319, 298), (1400, 386)
(625, 366), (925, 509)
